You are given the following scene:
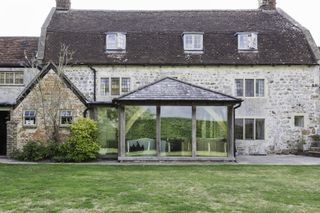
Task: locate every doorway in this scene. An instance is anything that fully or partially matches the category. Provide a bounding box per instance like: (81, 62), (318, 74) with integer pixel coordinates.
(0, 111), (10, 156)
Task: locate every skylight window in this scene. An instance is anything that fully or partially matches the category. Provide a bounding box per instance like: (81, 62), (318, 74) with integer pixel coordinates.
(183, 33), (203, 52)
(238, 32), (258, 51)
(106, 32), (126, 51)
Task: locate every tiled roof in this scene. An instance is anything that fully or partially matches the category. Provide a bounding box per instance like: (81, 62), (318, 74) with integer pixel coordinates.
(114, 77), (242, 104)
(43, 9), (317, 65)
(0, 37), (38, 67)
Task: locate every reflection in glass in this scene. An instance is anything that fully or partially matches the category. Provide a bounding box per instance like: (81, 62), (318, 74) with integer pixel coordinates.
(161, 106), (192, 157)
(125, 106), (157, 156)
(196, 106), (228, 157)
(245, 119), (254, 140)
(97, 107), (118, 156)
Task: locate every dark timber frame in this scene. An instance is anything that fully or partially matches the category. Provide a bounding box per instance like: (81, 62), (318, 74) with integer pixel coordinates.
(113, 77), (242, 162)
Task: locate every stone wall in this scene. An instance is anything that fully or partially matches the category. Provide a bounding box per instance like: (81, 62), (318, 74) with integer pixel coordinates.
(6, 121), (17, 156)
(63, 65), (320, 155)
(11, 69), (87, 150)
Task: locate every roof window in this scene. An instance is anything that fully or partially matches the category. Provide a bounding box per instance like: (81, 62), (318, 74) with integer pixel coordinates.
(106, 32), (126, 52)
(183, 33), (203, 52)
(238, 32), (258, 51)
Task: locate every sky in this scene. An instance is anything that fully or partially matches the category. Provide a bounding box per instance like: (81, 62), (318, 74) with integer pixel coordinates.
(0, 0), (319, 45)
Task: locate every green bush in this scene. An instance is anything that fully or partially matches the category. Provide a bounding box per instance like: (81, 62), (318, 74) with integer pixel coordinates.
(57, 118), (100, 162)
(11, 140), (48, 162)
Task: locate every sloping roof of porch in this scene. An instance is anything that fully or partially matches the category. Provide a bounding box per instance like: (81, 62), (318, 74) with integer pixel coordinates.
(114, 77), (242, 104)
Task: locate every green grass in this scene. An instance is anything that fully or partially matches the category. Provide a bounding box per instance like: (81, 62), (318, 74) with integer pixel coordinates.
(0, 164), (320, 212)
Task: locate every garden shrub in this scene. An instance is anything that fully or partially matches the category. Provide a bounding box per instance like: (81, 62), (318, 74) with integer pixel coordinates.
(11, 140), (48, 161)
(56, 117), (100, 162)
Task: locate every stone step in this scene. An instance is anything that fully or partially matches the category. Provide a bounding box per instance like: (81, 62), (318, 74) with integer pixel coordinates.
(309, 147), (320, 152)
(308, 151), (320, 157)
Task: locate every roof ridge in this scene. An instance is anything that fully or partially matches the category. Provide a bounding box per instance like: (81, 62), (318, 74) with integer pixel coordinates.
(63, 9), (262, 13)
(165, 77), (242, 101)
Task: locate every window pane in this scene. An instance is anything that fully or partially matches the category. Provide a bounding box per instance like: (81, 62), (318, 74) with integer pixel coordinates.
(235, 119), (244, 140)
(294, 116), (304, 127)
(161, 106), (192, 157)
(97, 107), (118, 156)
(111, 78), (120, 95)
(256, 79), (265, 97)
(245, 79), (254, 97)
(184, 35), (193, 50)
(256, 119), (265, 140)
(107, 34), (117, 49)
(235, 79), (244, 97)
(0, 73), (5, 84)
(245, 119), (254, 140)
(24, 111), (36, 125)
(194, 35), (203, 50)
(15, 72), (24, 84)
(125, 106), (157, 157)
(60, 111), (73, 125)
(100, 78), (109, 96)
(239, 34), (249, 50)
(118, 33), (126, 49)
(196, 106), (228, 157)
(121, 78), (130, 93)
(5, 73), (14, 84)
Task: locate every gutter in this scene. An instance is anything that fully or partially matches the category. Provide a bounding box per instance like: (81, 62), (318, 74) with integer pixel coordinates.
(233, 102), (242, 159)
(89, 66), (97, 102)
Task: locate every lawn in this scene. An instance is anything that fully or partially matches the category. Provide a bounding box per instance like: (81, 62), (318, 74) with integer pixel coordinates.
(0, 164), (320, 213)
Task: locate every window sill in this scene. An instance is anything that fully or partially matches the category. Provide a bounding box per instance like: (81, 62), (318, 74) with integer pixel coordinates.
(238, 50), (259, 53)
(0, 84), (25, 87)
(105, 50), (126, 54)
(23, 125), (37, 129)
(184, 50), (204, 54)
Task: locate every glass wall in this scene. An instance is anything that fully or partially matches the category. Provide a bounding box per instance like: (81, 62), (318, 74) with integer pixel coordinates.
(125, 106), (157, 156)
(196, 106), (228, 157)
(97, 107), (118, 157)
(160, 106), (192, 157)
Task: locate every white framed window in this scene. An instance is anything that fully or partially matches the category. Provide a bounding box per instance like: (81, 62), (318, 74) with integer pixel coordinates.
(23, 110), (36, 126)
(0, 72), (24, 85)
(121, 78), (131, 93)
(111, 78), (120, 96)
(183, 33), (203, 52)
(100, 78), (109, 96)
(294, 116), (304, 128)
(238, 32), (258, 51)
(235, 118), (265, 140)
(235, 79), (265, 98)
(106, 32), (126, 51)
(60, 110), (73, 126)
(100, 77), (131, 96)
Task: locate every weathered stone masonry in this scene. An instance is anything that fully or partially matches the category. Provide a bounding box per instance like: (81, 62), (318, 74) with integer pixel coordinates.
(64, 65), (320, 155)
(11, 69), (87, 151)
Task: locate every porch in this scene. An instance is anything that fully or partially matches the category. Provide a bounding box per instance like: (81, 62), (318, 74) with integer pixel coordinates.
(113, 77), (242, 161)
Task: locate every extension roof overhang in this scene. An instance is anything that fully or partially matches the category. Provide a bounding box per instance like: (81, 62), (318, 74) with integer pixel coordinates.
(113, 77), (242, 105)
(43, 9), (318, 65)
(15, 63), (88, 108)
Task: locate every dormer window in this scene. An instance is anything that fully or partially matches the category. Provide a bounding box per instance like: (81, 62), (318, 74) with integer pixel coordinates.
(106, 32), (126, 52)
(238, 32), (258, 51)
(183, 33), (203, 52)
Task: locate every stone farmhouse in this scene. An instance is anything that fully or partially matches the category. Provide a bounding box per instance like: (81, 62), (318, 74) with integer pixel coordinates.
(0, 0), (319, 161)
